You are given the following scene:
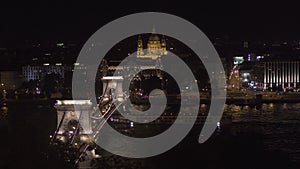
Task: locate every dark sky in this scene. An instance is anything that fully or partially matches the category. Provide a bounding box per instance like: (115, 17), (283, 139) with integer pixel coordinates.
(0, 0), (299, 46)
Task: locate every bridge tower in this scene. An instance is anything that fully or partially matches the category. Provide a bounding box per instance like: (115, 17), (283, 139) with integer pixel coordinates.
(52, 76), (125, 143)
(52, 100), (93, 143)
(101, 76), (124, 102)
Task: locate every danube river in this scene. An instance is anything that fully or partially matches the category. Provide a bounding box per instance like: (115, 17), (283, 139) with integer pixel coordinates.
(0, 101), (300, 169)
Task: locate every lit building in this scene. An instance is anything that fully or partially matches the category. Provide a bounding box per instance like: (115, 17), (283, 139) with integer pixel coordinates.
(233, 56), (244, 65)
(243, 41), (249, 48)
(247, 53), (256, 62)
(104, 32), (168, 78)
(22, 64), (71, 81)
(22, 65), (42, 81)
(263, 60), (300, 91)
(136, 32), (167, 60)
(240, 71), (251, 83)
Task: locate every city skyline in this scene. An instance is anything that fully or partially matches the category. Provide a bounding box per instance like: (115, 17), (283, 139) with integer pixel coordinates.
(1, 2), (300, 169)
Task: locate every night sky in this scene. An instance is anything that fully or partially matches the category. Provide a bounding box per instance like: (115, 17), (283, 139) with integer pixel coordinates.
(0, 0), (299, 47)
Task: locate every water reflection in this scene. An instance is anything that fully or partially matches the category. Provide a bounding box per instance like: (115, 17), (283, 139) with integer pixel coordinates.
(2, 101), (300, 165)
(230, 103), (300, 162)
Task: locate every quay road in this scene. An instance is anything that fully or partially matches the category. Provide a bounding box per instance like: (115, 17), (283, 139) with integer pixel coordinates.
(136, 91), (300, 105)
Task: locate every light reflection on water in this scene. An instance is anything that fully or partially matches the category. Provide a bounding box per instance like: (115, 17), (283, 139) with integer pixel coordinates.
(226, 103), (300, 162)
(1, 102), (300, 163)
(225, 103), (300, 123)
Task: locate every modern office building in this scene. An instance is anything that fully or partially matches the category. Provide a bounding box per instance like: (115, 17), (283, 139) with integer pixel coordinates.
(263, 60), (300, 91)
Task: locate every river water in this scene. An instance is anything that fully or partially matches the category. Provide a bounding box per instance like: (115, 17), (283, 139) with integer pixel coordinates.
(227, 103), (300, 163)
(1, 102), (300, 169)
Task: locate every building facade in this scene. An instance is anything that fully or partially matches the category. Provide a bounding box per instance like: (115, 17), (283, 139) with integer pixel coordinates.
(263, 60), (300, 91)
(136, 33), (167, 60)
(22, 64), (71, 81)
